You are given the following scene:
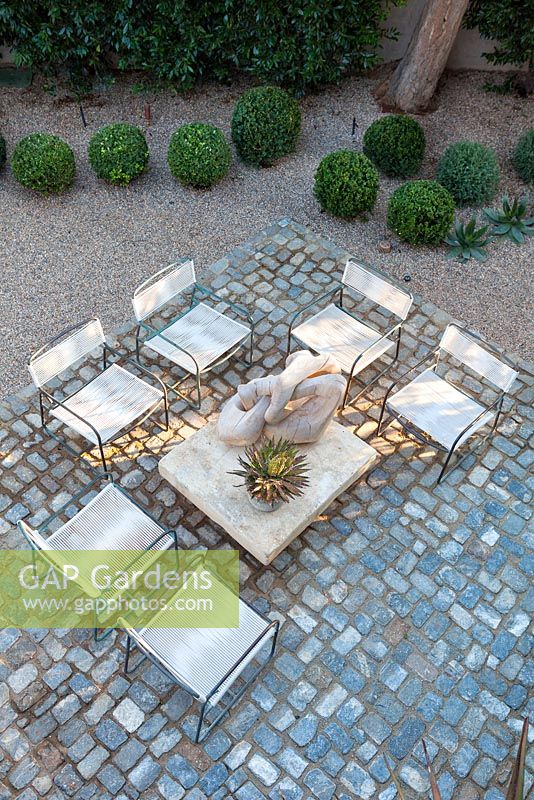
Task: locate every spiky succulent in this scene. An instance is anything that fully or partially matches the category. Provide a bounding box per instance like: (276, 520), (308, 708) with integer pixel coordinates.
(444, 217), (493, 262)
(230, 438), (309, 506)
(484, 194), (534, 244)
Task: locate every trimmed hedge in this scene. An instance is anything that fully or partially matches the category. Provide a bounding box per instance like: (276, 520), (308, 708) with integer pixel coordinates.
(437, 141), (500, 207)
(168, 123), (231, 187)
(0, 134), (6, 169)
(314, 150), (379, 218)
(363, 115), (425, 177)
(231, 86), (301, 167)
(12, 133), (75, 194)
(88, 123), (149, 186)
(513, 130), (534, 185)
(0, 1), (404, 95)
(387, 180), (455, 245)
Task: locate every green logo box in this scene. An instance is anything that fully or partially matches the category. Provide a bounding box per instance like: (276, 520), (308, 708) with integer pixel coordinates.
(0, 549), (239, 630)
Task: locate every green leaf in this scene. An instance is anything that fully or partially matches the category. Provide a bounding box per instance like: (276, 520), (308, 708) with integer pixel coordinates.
(505, 717), (529, 800)
(471, 247), (488, 261)
(493, 223), (512, 235)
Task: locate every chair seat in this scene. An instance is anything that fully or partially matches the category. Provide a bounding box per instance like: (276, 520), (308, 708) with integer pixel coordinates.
(134, 581), (273, 706)
(387, 369), (495, 450)
(51, 364), (162, 445)
(292, 304), (394, 374)
(46, 483), (168, 552)
(144, 303), (250, 374)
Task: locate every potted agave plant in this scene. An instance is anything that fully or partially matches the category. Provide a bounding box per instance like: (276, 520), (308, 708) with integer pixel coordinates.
(230, 437), (309, 512)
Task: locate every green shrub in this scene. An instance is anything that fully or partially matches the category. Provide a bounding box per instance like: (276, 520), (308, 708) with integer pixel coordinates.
(0, 134), (6, 169)
(12, 133), (75, 194)
(168, 123), (231, 187)
(387, 180), (455, 245)
(437, 141), (500, 206)
(0, 1), (404, 96)
(314, 150), (379, 218)
(363, 115), (425, 177)
(513, 130), (534, 185)
(88, 123), (149, 186)
(231, 86), (301, 167)
(464, 1), (533, 71)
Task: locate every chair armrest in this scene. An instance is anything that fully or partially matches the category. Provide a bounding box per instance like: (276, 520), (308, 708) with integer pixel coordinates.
(192, 284), (254, 329)
(134, 323), (201, 375)
(347, 319), (404, 375)
(104, 343), (171, 394)
(206, 618), (279, 702)
(449, 392), (504, 453)
(382, 347), (441, 407)
(40, 387), (106, 446)
(288, 284), (343, 338)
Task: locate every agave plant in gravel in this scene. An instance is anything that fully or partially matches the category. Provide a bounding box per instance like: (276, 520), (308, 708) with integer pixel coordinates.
(387, 717), (530, 800)
(444, 217), (493, 262)
(484, 194), (534, 244)
(230, 437), (309, 512)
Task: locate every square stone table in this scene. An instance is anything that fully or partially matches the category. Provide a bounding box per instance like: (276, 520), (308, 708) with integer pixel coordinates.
(159, 420), (378, 565)
(159, 422), (378, 564)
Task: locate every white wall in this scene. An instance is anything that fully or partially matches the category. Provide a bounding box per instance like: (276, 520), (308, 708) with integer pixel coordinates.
(380, 0), (525, 72)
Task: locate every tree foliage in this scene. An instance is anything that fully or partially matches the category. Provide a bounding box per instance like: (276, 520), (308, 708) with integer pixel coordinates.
(465, 1), (534, 69)
(0, 0), (403, 95)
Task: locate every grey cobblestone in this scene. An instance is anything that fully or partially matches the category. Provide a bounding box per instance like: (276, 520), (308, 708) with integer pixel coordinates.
(0, 219), (532, 799)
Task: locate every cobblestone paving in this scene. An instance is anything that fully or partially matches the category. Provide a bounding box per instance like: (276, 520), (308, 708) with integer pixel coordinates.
(0, 219), (532, 800)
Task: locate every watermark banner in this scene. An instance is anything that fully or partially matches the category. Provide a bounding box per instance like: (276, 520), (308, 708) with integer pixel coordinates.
(0, 549), (239, 630)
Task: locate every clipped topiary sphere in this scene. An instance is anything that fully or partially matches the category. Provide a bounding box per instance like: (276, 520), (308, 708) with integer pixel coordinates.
(0, 134), (6, 170)
(513, 130), (534, 185)
(231, 86), (301, 167)
(437, 141), (499, 206)
(88, 123), (149, 186)
(168, 123), (231, 188)
(363, 114), (425, 177)
(12, 133), (75, 194)
(314, 150), (379, 218)
(387, 179), (454, 245)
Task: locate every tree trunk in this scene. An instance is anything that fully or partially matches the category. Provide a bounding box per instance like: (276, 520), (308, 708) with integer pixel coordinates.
(376, 0), (469, 113)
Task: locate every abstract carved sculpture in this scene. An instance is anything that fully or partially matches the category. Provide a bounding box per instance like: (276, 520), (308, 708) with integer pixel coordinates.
(218, 350), (347, 446)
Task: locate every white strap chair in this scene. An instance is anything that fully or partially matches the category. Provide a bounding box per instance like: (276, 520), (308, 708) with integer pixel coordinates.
(378, 324), (518, 482)
(288, 259), (413, 408)
(29, 318), (168, 474)
(132, 260), (254, 409)
(17, 476), (177, 639)
(121, 578), (279, 743)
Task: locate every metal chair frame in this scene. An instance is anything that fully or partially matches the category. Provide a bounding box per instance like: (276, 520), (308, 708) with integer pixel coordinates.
(133, 261), (255, 410)
(287, 260), (412, 408)
(377, 325), (518, 483)
(17, 473), (178, 640)
(123, 592), (279, 743)
(30, 318), (169, 475)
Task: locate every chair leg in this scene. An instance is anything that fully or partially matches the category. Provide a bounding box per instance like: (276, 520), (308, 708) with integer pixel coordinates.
(194, 372), (202, 410)
(124, 636), (132, 674)
(194, 702), (208, 744)
(286, 329), (293, 359)
(246, 330), (254, 366)
(437, 447), (455, 484)
(96, 436), (109, 475)
(377, 398), (389, 435)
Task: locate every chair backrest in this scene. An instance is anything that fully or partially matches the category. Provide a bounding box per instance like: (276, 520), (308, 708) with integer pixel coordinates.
(28, 318), (105, 388)
(17, 519), (51, 551)
(132, 260), (196, 322)
(440, 325), (518, 392)
(342, 259), (412, 319)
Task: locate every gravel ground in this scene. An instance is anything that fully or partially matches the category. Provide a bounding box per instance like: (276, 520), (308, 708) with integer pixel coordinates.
(0, 70), (532, 393)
